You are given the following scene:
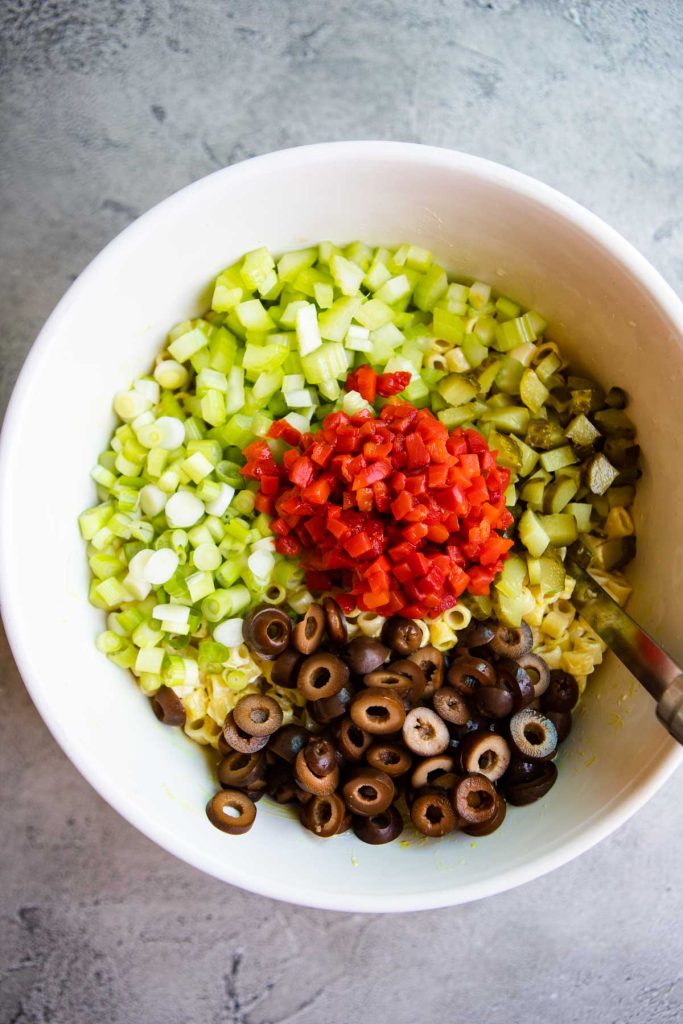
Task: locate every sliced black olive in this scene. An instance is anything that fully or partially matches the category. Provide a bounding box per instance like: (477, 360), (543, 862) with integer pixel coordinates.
(410, 754), (454, 790)
(268, 724), (310, 764)
(447, 655), (496, 697)
(500, 761), (557, 806)
(242, 605), (292, 660)
(459, 620), (496, 652)
(242, 778), (268, 803)
(270, 648), (304, 688)
(410, 790), (457, 837)
(335, 718), (371, 761)
(508, 708), (558, 762)
(452, 773), (498, 826)
(366, 741), (412, 778)
(303, 737), (337, 777)
(473, 683), (515, 720)
(457, 731), (511, 782)
(363, 667), (413, 701)
(546, 709), (572, 743)
(322, 596), (348, 646)
(342, 636), (390, 675)
(292, 603), (325, 654)
(402, 707), (450, 756)
(516, 652), (551, 698)
(390, 659), (426, 703)
(463, 794), (507, 836)
(343, 768), (395, 816)
(265, 762), (298, 804)
(354, 805), (404, 845)
(407, 646), (444, 699)
(308, 685), (354, 724)
(489, 621), (533, 659)
(300, 793), (347, 837)
(381, 616), (422, 655)
(151, 686), (186, 726)
(217, 750), (266, 788)
(222, 711), (271, 754)
(541, 670), (579, 712)
(297, 652), (350, 701)
(232, 694), (283, 737)
(433, 686), (471, 725)
(206, 789), (257, 834)
(350, 688), (406, 735)
(294, 745), (339, 796)
(496, 659), (535, 711)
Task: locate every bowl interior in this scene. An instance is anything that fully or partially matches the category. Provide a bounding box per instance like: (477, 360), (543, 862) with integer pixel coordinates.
(2, 143), (681, 911)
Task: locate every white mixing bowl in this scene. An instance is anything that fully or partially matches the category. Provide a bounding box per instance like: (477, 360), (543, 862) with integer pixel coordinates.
(1, 142), (681, 912)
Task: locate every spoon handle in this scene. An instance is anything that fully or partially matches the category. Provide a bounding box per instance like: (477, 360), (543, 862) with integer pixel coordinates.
(566, 557), (683, 745)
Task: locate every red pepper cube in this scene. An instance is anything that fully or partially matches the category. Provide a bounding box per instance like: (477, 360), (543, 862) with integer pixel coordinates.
(391, 491), (414, 521)
(427, 523), (450, 543)
(254, 493), (274, 514)
(367, 570), (390, 594)
(372, 481), (391, 513)
(428, 464), (449, 488)
(259, 474), (280, 496)
(276, 536), (301, 556)
(390, 471), (407, 493)
(362, 590), (390, 609)
(302, 478), (332, 505)
(403, 522), (429, 544)
(344, 531), (373, 558)
(405, 474), (426, 496)
(406, 550), (430, 577)
(405, 432), (429, 470)
(363, 441), (392, 460)
(356, 487), (374, 512)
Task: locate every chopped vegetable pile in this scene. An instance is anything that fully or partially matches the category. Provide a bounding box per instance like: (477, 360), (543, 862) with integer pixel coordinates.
(79, 238), (640, 819)
(242, 402), (513, 618)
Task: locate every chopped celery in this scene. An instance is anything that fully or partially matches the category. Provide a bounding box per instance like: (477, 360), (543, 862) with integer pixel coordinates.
(354, 298), (395, 330)
(413, 265), (448, 311)
(235, 299), (276, 332)
(301, 343), (348, 384)
(375, 274), (412, 306)
(432, 308), (465, 345)
(495, 296), (521, 320)
(319, 296), (363, 342)
(405, 244), (433, 272)
(240, 247), (275, 294)
(330, 254), (364, 296)
(461, 334), (489, 369)
(277, 247), (318, 282)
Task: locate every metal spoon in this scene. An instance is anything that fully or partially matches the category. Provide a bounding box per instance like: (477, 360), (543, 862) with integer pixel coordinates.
(566, 554), (683, 744)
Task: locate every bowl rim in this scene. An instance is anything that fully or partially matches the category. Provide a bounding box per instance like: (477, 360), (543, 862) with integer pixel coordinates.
(1, 140), (682, 912)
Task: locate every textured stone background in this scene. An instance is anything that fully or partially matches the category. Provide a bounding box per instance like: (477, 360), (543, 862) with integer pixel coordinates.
(1, 2), (682, 1022)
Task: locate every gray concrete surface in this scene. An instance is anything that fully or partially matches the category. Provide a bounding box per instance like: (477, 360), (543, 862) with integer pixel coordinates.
(1, 1), (682, 1021)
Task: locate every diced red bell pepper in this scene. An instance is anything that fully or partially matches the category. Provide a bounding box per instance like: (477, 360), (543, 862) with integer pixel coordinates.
(376, 371), (411, 397)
